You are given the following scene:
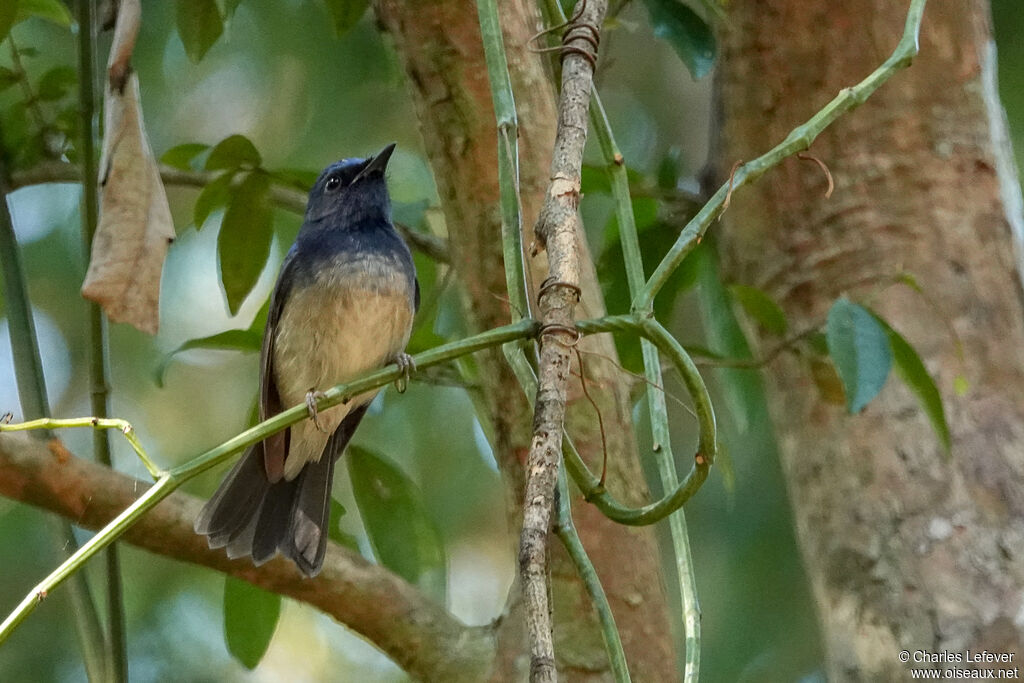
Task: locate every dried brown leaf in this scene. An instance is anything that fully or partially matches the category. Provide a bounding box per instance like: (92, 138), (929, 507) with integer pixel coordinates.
(82, 73), (174, 335)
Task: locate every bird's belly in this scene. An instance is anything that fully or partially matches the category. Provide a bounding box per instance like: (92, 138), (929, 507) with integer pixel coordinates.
(272, 278), (413, 478)
(273, 285), (413, 408)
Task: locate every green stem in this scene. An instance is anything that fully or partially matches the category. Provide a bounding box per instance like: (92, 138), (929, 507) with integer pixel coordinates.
(476, 0), (530, 322)
(551, 0), (705, 664)
(0, 161), (107, 681)
(1, 417), (163, 478)
(501, 341), (630, 681)
(0, 318), (539, 644)
(75, 0), (127, 677)
(638, 0), (929, 311)
(555, 464), (630, 683)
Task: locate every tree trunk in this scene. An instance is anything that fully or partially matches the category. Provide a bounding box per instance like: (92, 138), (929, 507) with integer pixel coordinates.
(717, 1), (1024, 679)
(374, 1), (678, 680)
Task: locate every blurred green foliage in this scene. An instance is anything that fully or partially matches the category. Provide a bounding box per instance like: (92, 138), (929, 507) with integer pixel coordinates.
(0, 1), (1020, 681)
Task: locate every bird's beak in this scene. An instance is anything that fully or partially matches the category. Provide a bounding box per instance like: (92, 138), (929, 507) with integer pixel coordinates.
(354, 142), (396, 183)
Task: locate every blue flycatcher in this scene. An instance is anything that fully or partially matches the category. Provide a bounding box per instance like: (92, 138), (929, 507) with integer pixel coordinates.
(195, 143), (418, 577)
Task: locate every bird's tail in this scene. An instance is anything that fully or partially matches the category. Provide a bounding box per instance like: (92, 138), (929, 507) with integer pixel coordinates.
(194, 407), (368, 577)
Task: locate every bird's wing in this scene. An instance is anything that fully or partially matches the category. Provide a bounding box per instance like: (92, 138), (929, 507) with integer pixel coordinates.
(259, 247), (300, 483)
(414, 276), (421, 313)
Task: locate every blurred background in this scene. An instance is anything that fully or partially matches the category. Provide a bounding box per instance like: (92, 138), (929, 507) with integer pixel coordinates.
(1, 1), (1022, 680)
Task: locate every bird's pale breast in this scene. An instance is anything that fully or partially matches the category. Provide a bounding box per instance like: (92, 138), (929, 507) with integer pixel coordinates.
(273, 252), (414, 480)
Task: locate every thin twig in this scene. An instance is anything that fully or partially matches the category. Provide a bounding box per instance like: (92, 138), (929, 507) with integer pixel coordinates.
(640, 0), (930, 310)
(520, 0), (609, 678)
(0, 318), (538, 648)
(78, 0), (128, 675)
(572, 348), (609, 485)
(553, 464), (631, 683)
(0, 150), (108, 682)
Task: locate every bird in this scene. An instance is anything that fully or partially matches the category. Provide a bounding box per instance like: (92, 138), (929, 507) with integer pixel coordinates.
(194, 143), (418, 577)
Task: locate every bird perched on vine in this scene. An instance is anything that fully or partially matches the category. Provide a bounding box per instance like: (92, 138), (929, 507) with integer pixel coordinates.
(195, 143), (418, 577)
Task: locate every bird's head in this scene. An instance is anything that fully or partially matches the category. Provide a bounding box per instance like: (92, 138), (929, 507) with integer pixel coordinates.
(305, 143), (396, 224)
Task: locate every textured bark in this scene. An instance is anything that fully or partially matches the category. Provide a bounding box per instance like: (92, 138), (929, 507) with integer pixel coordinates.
(718, 1), (1024, 680)
(520, 1), (608, 679)
(374, 1), (677, 680)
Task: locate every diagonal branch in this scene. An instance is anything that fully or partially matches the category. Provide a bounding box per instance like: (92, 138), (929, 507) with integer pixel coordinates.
(0, 432), (493, 682)
(521, 0), (608, 680)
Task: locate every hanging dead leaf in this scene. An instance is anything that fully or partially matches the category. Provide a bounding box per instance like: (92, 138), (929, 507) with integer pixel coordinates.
(82, 72), (174, 335)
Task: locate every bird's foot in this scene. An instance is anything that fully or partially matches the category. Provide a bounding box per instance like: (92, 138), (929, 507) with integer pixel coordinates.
(305, 390), (329, 433)
(392, 352), (416, 394)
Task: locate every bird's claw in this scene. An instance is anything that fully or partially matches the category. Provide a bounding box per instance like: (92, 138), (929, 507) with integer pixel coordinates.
(393, 352), (415, 394)
(305, 390), (329, 433)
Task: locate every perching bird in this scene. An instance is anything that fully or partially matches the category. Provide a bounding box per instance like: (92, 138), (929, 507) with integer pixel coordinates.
(195, 143), (418, 577)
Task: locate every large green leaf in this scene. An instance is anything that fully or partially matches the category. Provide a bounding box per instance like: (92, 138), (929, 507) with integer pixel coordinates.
(642, 0), (716, 79)
(218, 171), (274, 314)
(729, 284), (788, 336)
(826, 298), (892, 414)
(206, 134), (262, 171)
(194, 170), (236, 230)
(868, 310), (951, 456)
(347, 446), (447, 603)
(16, 0), (71, 27)
(322, 0), (371, 37)
(223, 576), (280, 670)
(160, 142), (210, 171)
(155, 328), (262, 386)
(176, 0), (223, 63)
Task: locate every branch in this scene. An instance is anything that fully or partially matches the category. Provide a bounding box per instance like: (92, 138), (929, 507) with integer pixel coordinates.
(0, 318), (537, 653)
(78, 0), (127, 674)
(521, 0), (608, 680)
(0, 432), (493, 682)
(0, 145), (107, 680)
(6, 161), (450, 264)
(637, 0), (929, 310)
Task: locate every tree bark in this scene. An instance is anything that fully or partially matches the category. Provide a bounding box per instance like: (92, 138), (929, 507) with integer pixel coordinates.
(374, 1), (677, 680)
(717, 1), (1024, 679)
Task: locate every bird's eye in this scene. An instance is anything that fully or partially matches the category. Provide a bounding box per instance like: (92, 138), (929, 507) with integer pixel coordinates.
(325, 175), (342, 192)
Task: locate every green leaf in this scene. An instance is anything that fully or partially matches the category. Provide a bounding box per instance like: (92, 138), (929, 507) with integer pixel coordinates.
(269, 168), (318, 191)
(954, 374), (969, 396)
(154, 328), (262, 386)
(160, 142), (210, 171)
(194, 170), (236, 229)
(868, 310), (951, 456)
(729, 284), (788, 336)
(347, 446), (447, 603)
(322, 0), (371, 37)
(16, 0), (71, 27)
(0, 1), (18, 43)
(826, 298), (892, 414)
(642, 0), (716, 79)
(223, 576), (280, 670)
(176, 0), (223, 63)
(206, 134), (262, 171)
(0, 67), (19, 93)
(35, 66), (76, 101)
(328, 499), (360, 552)
(218, 171), (274, 314)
